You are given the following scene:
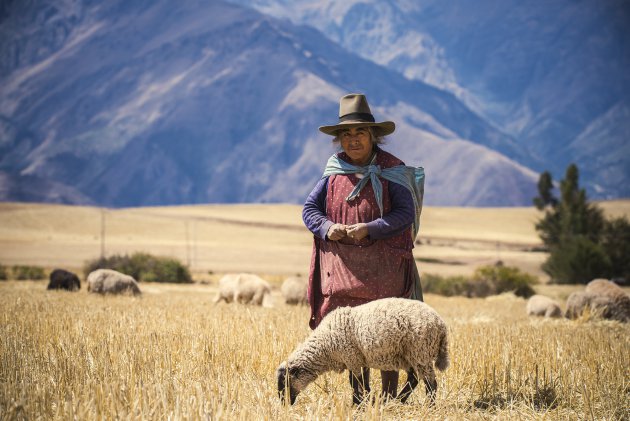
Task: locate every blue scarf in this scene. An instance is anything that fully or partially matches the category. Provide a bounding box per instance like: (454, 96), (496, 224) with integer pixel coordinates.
(322, 152), (425, 239)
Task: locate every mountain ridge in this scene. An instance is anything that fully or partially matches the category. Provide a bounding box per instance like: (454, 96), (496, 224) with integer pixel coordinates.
(227, 0), (630, 200)
(1, 0), (548, 207)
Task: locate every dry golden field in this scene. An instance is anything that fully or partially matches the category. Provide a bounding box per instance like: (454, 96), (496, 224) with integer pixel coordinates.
(1, 201), (629, 420)
(1, 281), (628, 420)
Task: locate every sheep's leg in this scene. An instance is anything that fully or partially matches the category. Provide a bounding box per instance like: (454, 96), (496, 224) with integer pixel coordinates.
(349, 367), (371, 405)
(397, 368), (419, 403)
(380, 370), (399, 402)
(423, 365), (438, 405)
(252, 290), (264, 305)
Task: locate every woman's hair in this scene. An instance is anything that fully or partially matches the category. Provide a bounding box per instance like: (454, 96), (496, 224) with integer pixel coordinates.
(332, 127), (385, 147)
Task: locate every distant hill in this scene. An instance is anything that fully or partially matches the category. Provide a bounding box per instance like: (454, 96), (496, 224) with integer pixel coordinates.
(0, 0), (574, 207)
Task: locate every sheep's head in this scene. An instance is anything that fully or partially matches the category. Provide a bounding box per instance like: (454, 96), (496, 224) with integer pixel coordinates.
(276, 361), (316, 405)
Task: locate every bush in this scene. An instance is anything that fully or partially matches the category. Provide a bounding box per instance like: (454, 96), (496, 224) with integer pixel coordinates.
(422, 273), (471, 297)
(11, 265), (46, 280)
(472, 265), (538, 298)
(422, 265), (537, 298)
(0, 265), (7, 281)
(84, 253), (193, 283)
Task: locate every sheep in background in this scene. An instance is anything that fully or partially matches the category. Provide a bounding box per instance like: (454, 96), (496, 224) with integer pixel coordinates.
(276, 298), (449, 405)
(526, 294), (562, 318)
(565, 291), (614, 320)
(281, 276), (307, 305)
(564, 279), (629, 322)
(47, 268), (81, 291)
(214, 273), (272, 306)
(586, 278), (628, 297)
(584, 279), (630, 322)
(86, 269), (141, 296)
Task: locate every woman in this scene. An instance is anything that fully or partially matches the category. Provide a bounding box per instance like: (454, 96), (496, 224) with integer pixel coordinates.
(302, 93), (425, 404)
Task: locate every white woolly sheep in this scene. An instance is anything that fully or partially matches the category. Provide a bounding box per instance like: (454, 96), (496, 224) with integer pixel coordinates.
(276, 297), (449, 405)
(213, 273), (271, 306)
(526, 294), (562, 318)
(281, 276), (307, 305)
(86, 269), (141, 295)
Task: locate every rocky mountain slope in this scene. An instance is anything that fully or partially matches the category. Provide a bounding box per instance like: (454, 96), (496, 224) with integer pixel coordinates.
(228, 0), (630, 199)
(1, 0), (549, 206)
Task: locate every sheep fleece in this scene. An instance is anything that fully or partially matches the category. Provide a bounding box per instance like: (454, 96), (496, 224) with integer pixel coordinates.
(214, 273), (271, 305)
(86, 269), (141, 295)
(584, 279), (630, 322)
(526, 294), (562, 318)
(281, 276), (308, 305)
(288, 297), (449, 373)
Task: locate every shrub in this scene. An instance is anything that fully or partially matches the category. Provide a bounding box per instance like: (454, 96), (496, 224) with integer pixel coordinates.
(422, 273), (470, 297)
(0, 265), (7, 281)
(11, 265), (46, 280)
(84, 253), (192, 283)
(422, 265), (537, 298)
(472, 265), (538, 298)
(422, 273), (495, 298)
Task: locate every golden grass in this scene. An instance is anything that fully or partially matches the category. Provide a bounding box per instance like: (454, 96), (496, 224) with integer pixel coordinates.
(1, 281), (628, 420)
(1, 201), (629, 419)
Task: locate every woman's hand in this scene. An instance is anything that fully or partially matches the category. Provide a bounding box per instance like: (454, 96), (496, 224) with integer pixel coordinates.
(346, 223), (369, 240)
(326, 224), (348, 241)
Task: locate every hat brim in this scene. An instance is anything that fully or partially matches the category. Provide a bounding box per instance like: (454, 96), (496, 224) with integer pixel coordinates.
(318, 120), (395, 137)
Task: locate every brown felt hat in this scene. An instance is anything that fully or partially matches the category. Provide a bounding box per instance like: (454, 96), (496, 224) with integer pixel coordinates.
(319, 93), (395, 137)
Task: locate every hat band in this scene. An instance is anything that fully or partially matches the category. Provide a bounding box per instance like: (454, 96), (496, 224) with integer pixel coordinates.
(339, 112), (375, 123)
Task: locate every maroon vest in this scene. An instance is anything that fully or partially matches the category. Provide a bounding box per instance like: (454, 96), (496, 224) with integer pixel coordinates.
(326, 150), (413, 253)
(308, 149), (414, 329)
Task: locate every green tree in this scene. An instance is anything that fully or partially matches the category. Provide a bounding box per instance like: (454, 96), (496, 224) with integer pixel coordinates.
(542, 236), (611, 284)
(557, 164), (605, 244)
(533, 171), (557, 211)
(534, 164), (610, 283)
(533, 171), (562, 247)
(601, 216), (630, 281)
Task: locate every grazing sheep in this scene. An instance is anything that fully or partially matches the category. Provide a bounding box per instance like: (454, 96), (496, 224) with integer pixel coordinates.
(565, 291), (615, 320)
(276, 297), (449, 405)
(584, 279), (630, 322)
(586, 278), (627, 298)
(213, 273), (271, 306)
(526, 294), (562, 318)
(281, 276), (307, 305)
(86, 269), (141, 296)
(47, 268), (81, 291)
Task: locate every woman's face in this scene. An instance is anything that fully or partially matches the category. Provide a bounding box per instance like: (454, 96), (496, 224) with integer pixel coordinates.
(339, 127), (373, 166)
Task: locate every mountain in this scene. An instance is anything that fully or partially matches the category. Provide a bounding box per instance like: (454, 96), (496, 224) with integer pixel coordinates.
(226, 0), (630, 200)
(0, 0), (538, 207)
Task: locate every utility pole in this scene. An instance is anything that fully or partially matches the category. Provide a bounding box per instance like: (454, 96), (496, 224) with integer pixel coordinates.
(100, 208), (106, 259)
(185, 219), (191, 267)
(192, 219), (197, 271)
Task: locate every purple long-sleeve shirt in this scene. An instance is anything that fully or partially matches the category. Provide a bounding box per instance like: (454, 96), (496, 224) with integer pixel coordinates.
(302, 176), (415, 240)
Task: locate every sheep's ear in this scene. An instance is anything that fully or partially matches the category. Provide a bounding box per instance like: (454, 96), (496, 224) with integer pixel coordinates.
(277, 363), (301, 405)
(277, 362), (288, 386)
(277, 363), (289, 403)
